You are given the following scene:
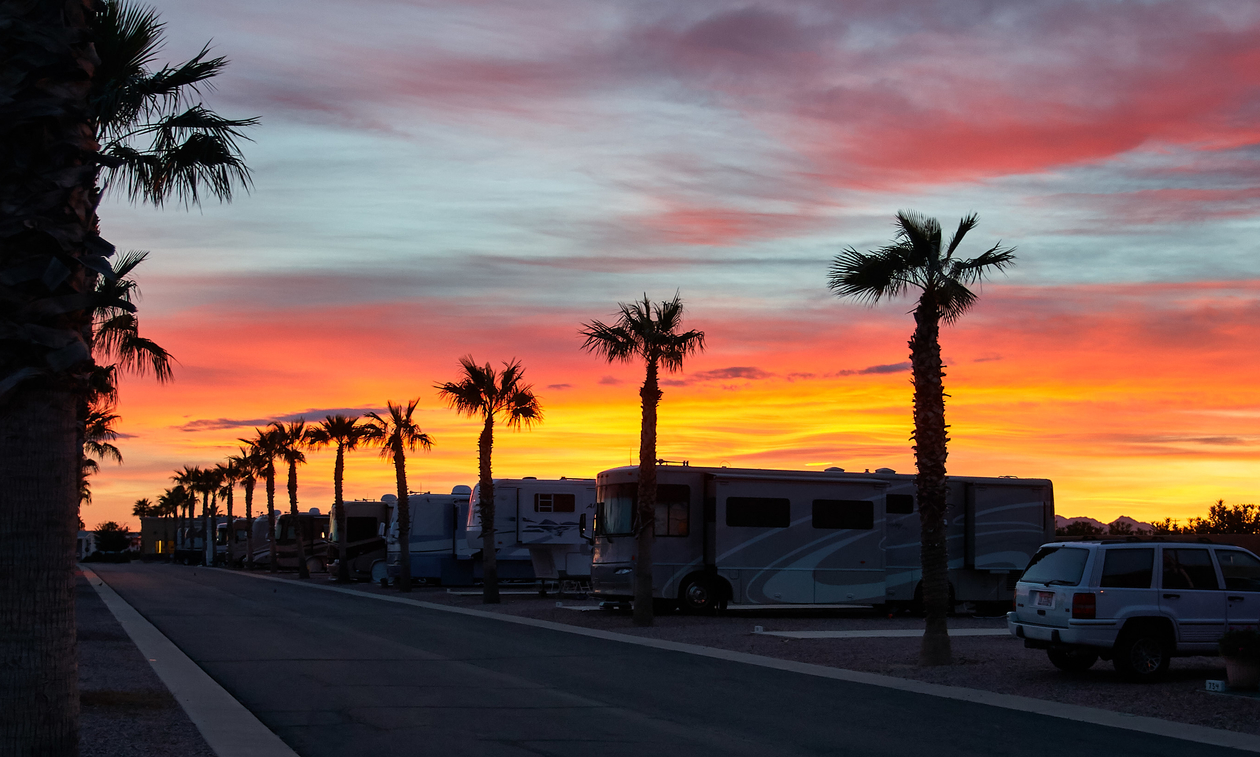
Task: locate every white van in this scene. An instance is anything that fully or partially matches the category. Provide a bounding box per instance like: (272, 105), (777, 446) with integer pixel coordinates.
(1008, 540), (1260, 679)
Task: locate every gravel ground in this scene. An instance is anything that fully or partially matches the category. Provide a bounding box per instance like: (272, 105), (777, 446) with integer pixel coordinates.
(77, 570), (215, 757)
(333, 579), (1260, 737)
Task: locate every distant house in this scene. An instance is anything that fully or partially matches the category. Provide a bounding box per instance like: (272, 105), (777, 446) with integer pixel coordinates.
(140, 517), (177, 559)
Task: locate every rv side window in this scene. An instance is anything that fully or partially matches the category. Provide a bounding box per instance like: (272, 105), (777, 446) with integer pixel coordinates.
(653, 484), (690, 537)
(726, 497), (790, 528)
(812, 500), (874, 530)
(886, 494), (914, 514)
(535, 493), (576, 513)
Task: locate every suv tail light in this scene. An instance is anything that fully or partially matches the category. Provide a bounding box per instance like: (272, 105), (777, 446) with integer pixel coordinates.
(1072, 592), (1096, 619)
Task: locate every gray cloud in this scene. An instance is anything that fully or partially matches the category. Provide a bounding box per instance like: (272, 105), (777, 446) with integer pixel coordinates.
(691, 366), (773, 381)
(175, 406), (385, 433)
(598, 375), (622, 385)
(832, 362), (910, 377)
(547, 383), (573, 390)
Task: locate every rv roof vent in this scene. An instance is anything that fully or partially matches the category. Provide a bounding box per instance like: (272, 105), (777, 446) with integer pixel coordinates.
(451, 485), (472, 496)
(308, 508), (321, 516)
(381, 494), (397, 504)
(825, 467), (844, 472)
(522, 476), (537, 480)
(874, 467), (896, 475)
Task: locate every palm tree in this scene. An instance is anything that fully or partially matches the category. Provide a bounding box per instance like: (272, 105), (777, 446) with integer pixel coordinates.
(132, 498), (153, 518)
(242, 427), (283, 573)
(227, 447), (262, 569)
(215, 459), (241, 567)
(80, 402), (124, 507)
(271, 420), (311, 578)
(363, 400), (433, 593)
(437, 358), (542, 604)
(307, 415), (372, 583)
(828, 210), (1015, 666)
(1, 2), (253, 745)
(580, 294), (705, 627)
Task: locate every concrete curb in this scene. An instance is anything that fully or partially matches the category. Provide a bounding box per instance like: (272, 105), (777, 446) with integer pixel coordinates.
(222, 568), (1260, 754)
(82, 567), (300, 757)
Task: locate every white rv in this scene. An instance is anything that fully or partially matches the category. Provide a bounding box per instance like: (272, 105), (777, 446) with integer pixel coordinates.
(588, 464), (1054, 612)
(379, 478), (596, 586)
(468, 477), (596, 582)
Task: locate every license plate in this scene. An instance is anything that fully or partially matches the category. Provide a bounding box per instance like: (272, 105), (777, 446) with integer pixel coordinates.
(1034, 591), (1055, 607)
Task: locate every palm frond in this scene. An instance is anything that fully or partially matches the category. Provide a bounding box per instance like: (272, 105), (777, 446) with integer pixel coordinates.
(827, 246), (911, 304)
(948, 242), (1017, 286)
(943, 213), (979, 261)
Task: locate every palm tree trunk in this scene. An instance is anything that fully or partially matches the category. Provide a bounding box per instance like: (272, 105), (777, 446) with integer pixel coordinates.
(479, 416), (499, 604)
(201, 491), (209, 566)
(634, 359), (661, 627)
(289, 459), (309, 579)
(244, 479), (254, 570)
(0, 386), (81, 755)
(393, 448), (411, 592)
(266, 464), (278, 573)
(224, 486), (233, 567)
(334, 445), (349, 582)
(911, 297), (952, 667)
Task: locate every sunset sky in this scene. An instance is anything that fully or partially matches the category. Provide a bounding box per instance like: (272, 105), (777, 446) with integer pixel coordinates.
(90, 0), (1260, 530)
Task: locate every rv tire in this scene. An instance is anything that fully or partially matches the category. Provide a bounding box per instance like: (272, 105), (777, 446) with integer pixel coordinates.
(679, 575), (723, 614)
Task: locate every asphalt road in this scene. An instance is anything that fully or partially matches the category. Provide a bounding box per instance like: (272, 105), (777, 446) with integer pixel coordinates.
(94, 564), (1248, 757)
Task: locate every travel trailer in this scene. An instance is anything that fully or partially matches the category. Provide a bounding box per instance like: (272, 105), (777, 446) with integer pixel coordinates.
(379, 478), (596, 586)
(588, 464), (1054, 612)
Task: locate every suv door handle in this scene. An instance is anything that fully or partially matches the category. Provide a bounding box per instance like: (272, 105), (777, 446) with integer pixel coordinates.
(1162, 593), (1180, 599)
(1229, 596), (1245, 602)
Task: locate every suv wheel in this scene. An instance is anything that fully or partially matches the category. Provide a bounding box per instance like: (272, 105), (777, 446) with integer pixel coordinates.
(1112, 628), (1171, 681)
(1047, 648), (1098, 673)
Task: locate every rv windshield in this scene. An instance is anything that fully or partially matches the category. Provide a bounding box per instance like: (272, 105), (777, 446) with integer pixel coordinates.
(598, 482), (636, 536)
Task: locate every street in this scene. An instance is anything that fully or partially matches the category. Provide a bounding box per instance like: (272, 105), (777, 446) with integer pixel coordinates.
(93, 564), (1250, 757)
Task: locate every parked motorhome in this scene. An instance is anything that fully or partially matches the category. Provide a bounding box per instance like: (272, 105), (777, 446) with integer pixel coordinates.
(588, 464), (1054, 612)
(380, 478), (595, 586)
(327, 499), (391, 580)
(251, 509), (330, 572)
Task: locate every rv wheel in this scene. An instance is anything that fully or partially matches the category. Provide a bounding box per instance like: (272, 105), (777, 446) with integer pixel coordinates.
(679, 576), (721, 614)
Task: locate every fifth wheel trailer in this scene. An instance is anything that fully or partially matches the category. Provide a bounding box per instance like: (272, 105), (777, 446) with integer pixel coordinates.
(588, 464), (1054, 612)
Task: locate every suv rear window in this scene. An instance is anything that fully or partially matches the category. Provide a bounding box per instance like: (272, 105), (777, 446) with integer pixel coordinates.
(1021, 547), (1089, 586)
(1216, 550), (1260, 591)
(1100, 548), (1153, 588)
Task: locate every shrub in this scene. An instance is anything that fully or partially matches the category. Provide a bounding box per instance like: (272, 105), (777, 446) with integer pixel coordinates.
(1219, 628), (1260, 661)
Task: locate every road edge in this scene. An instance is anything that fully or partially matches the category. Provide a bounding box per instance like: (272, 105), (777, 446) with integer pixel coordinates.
(219, 567), (1260, 754)
(82, 567), (301, 757)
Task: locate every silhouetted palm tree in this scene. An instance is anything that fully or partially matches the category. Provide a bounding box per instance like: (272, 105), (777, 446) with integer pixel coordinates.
(828, 210), (1015, 667)
(215, 459), (242, 567)
(227, 447), (263, 569)
(437, 358), (542, 604)
(132, 498), (153, 518)
(580, 294), (705, 626)
(363, 401), (433, 593)
(271, 420), (311, 578)
(242, 427), (283, 572)
(307, 415), (372, 583)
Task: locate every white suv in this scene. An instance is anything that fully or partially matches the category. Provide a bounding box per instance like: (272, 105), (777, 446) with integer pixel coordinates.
(1007, 540), (1260, 680)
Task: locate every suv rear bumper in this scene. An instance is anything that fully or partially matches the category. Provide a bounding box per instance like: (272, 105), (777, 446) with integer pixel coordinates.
(1007, 612), (1118, 649)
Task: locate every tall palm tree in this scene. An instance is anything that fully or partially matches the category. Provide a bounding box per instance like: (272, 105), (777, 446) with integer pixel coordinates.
(363, 400), (433, 593)
(242, 427), (283, 573)
(828, 210), (1015, 666)
(227, 447), (262, 569)
(437, 358), (542, 604)
(215, 459), (241, 567)
(170, 465), (205, 560)
(580, 294), (705, 627)
(1, 1), (253, 745)
(307, 414), (372, 583)
(271, 420), (311, 578)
